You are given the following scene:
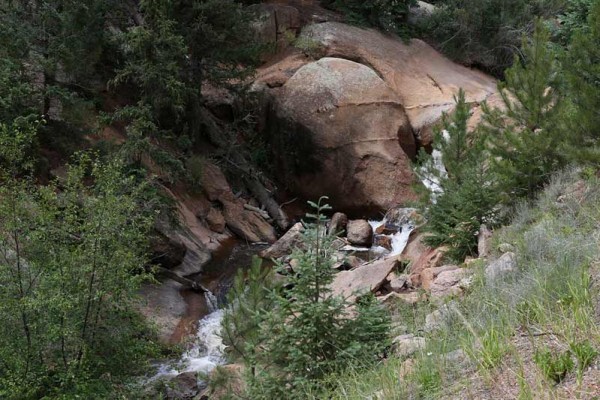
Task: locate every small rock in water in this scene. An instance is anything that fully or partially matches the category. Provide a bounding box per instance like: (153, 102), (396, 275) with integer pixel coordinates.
(164, 372), (201, 400)
(384, 207), (423, 228)
(375, 223), (400, 235)
(374, 235), (393, 251)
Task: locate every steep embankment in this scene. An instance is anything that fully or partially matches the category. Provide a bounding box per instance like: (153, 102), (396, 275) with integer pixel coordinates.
(326, 169), (600, 399)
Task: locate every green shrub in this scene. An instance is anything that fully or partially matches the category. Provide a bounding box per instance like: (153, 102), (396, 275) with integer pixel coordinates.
(482, 22), (567, 201)
(323, 0), (417, 33)
(0, 123), (159, 398)
(570, 341), (598, 374)
(418, 89), (501, 261)
(419, 0), (564, 76)
(185, 154), (204, 188)
(413, 356), (443, 397)
(561, 1), (600, 164)
(477, 325), (510, 369)
(533, 348), (574, 383)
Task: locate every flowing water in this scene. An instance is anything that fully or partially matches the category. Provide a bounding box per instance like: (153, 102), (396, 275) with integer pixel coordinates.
(418, 129), (449, 201)
(149, 207), (418, 383)
(149, 240), (268, 382)
(368, 219), (414, 257)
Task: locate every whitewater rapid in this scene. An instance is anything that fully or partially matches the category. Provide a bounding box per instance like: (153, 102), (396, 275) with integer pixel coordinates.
(149, 291), (225, 381)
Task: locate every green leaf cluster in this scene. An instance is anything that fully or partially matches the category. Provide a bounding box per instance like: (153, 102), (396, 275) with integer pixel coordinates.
(0, 122), (159, 398)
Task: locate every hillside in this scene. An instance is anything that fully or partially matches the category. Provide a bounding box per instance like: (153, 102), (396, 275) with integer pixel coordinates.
(0, 0), (599, 399)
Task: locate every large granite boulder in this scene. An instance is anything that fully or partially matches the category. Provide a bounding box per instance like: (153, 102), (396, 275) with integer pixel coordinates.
(266, 57), (416, 214)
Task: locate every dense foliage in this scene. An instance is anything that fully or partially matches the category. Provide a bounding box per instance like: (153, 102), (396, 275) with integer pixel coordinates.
(0, 122), (158, 398)
(0, 1), (263, 396)
(1, 0), (600, 397)
(562, 1), (600, 163)
(482, 22), (567, 200)
(419, 0), (564, 75)
(323, 0), (417, 33)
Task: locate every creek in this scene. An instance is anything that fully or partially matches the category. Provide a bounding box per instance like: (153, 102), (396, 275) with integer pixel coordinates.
(149, 239), (268, 381)
(148, 210), (417, 382)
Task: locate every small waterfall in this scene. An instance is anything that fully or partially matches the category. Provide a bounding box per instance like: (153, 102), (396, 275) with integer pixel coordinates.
(347, 210), (417, 259)
(204, 290), (218, 313)
(418, 129), (449, 202)
(389, 223), (414, 256)
(178, 309), (226, 374)
(149, 290), (225, 382)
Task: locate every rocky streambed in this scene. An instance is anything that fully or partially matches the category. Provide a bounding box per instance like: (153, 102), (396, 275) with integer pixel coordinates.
(145, 206), (425, 393)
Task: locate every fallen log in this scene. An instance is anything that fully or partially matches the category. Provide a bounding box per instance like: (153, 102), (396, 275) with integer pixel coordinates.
(157, 267), (209, 293)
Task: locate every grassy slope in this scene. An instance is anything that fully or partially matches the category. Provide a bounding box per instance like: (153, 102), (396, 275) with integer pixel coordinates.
(320, 168), (600, 399)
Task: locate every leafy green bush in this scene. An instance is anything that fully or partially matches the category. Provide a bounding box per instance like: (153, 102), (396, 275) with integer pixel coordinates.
(0, 122), (160, 398)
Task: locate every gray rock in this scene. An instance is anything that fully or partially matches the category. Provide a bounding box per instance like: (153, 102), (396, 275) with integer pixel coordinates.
(392, 334), (426, 357)
(429, 268), (473, 300)
(424, 301), (457, 332)
(485, 252), (517, 283)
(408, 1), (436, 24)
(498, 242), (515, 253)
(442, 349), (470, 369)
(331, 257), (398, 303)
(477, 224), (492, 258)
(347, 219), (374, 246)
(165, 371), (200, 399)
(389, 274), (409, 292)
(260, 222), (304, 259)
(379, 291), (421, 306)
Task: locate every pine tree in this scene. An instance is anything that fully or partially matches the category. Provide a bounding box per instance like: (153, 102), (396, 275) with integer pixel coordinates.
(482, 21), (566, 200)
(223, 198), (390, 398)
(417, 90), (500, 261)
(562, 1), (600, 163)
(221, 256), (275, 378)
